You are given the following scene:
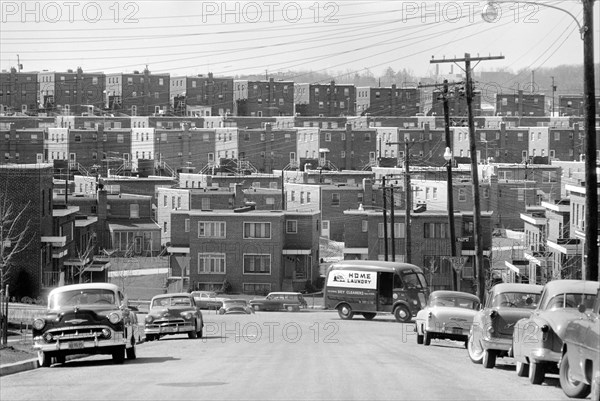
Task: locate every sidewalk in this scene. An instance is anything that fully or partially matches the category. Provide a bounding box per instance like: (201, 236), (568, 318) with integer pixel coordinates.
(0, 335), (39, 377)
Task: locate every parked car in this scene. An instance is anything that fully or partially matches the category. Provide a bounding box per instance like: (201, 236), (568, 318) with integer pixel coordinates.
(415, 290), (480, 346)
(144, 293), (204, 341)
(218, 299), (254, 315)
(249, 292), (307, 312)
(32, 283), (138, 367)
(512, 280), (599, 385)
(191, 291), (226, 310)
(467, 283), (543, 368)
(559, 287), (600, 400)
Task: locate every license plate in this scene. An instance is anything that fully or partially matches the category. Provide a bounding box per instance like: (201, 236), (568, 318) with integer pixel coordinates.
(68, 341), (84, 349)
(161, 327), (177, 333)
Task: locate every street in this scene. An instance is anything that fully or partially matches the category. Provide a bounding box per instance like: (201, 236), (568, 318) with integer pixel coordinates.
(1, 310), (572, 401)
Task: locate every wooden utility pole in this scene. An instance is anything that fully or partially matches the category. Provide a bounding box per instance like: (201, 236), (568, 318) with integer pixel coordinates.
(390, 184), (396, 262)
(582, 0), (598, 281)
(382, 176), (388, 261)
(431, 54), (504, 303)
(404, 142), (412, 264)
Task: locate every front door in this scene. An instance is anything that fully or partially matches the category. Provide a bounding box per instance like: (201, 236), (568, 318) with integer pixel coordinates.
(321, 220), (330, 239)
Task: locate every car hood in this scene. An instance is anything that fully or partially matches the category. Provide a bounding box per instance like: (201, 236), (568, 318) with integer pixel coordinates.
(148, 306), (193, 317)
(46, 305), (116, 320)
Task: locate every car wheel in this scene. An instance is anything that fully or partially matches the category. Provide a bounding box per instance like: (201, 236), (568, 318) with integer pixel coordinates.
(286, 305), (295, 312)
(559, 353), (591, 398)
(467, 334), (484, 364)
(197, 326), (203, 339)
(362, 313), (376, 320)
(188, 322), (198, 339)
(126, 339), (137, 360)
(253, 305), (260, 311)
(337, 304), (354, 320)
(112, 346), (125, 364)
(483, 349), (497, 369)
(516, 361), (529, 377)
(416, 326), (424, 345)
(393, 305), (411, 323)
(38, 351), (52, 368)
(55, 353), (66, 365)
(423, 331), (431, 346)
(529, 361), (546, 385)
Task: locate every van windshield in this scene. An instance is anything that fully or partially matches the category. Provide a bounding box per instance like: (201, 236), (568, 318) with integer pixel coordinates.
(401, 272), (427, 289)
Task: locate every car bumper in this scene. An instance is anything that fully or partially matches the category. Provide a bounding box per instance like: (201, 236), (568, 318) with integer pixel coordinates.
(530, 348), (561, 363)
(33, 332), (126, 352)
(145, 322), (195, 335)
(481, 336), (512, 351)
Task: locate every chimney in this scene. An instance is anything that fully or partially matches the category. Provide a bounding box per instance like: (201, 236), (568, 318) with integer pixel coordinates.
(208, 72), (213, 79)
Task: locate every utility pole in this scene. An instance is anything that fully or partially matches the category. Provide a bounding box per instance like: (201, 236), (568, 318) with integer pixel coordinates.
(382, 176), (388, 261)
(551, 76), (556, 116)
(431, 53), (504, 303)
(404, 142), (412, 264)
(419, 80), (463, 290)
(582, 0), (598, 281)
(390, 184), (396, 262)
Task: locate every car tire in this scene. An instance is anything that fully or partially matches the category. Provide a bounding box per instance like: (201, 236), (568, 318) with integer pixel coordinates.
(126, 339), (137, 360)
(286, 305), (295, 312)
(253, 305), (260, 311)
(112, 346), (125, 364)
(416, 326), (424, 345)
(467, 334), (484, 364)
(423, 331), (431, 346)
(516, 360), (529, 377)
(559, 353), (591, 398)
(197, 327), (203, 339)
(483, 349), (497, 369)
(362, 313), (376, 320)
(337, 304), (354, 320)
(188, 322), (198, 339)
(529, 361), (546, 385)
(55, 353), (66, 365)
(393, 305), (411, 323)
(38, 351), (52, 368)
(145, 335), (154, 342)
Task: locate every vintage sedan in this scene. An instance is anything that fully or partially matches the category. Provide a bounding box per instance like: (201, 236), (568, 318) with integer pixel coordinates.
(144, 293), (204, 341)
(249, 292), (307, 312)
(512, 280), (599, 385)
(415, 291), (480, 346)
(468, 283), (543, 368)
(191, 291), (226, 310)
(32, 283), (138, 367)
(218, 299), (254, 315)
(559, 287), (600, 400)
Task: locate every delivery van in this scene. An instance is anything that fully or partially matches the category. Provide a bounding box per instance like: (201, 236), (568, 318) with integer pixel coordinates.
(324, 260), (429, 322)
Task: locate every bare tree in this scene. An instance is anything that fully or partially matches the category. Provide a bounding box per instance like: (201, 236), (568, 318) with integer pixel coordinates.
(0, 197), (33, 285)
(74, 235), (95, 284)
(109, 242), (140, 294)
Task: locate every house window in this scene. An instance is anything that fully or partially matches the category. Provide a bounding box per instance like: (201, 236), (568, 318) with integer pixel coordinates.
(286, 220), (298, 233)
(458, 188), (467, 202)
(129, 204), (139, 218)
(201, 198), (210, 210)
(198, 222), (226, 238)
(362, 220), (368, 232)
(378, 223), (406, 238)
(325, 132), (331, 142)
(198, 253), (225, 274)
(184, 219), (190, 232)
(331, 193), (340, 206)
(243, 254), (271, 274)
(244, 222), (271, 239)
(424, 223), (448, 238)
(163, 195), (167, 206)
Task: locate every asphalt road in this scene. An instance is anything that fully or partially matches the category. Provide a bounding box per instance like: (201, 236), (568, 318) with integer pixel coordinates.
(1, 310), (572, 401)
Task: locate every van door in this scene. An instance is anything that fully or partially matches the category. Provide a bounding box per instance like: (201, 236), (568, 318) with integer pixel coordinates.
(378, 272), (394, 312)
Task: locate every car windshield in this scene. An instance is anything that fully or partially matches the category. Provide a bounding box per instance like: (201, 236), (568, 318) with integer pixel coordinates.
(402, 272), (427, 289)
(491, 292), (541, 309)
(430, 296), (479, 310)
(545, 293), (596, 311)
(152, 296), (192, 307)
(49, 289), (116, 309)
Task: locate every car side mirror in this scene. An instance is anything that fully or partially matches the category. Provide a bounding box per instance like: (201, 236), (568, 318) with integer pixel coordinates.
(577, 304), (587, 314)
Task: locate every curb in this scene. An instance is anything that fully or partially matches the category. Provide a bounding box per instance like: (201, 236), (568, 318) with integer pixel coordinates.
(0, 358), (38, 377)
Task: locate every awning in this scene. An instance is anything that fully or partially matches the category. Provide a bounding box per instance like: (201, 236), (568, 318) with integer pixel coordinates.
(86, 263), (110, 272)
(282, 249), (312, 255)
(167, 247), (190, 254)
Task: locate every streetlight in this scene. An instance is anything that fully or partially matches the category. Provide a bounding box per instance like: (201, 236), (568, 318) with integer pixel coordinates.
(444, 147), (459, 290)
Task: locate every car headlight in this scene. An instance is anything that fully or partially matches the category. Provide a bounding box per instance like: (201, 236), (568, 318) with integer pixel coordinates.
(182, 312), (193, 320)
(145, 315), (154, 324)
(33, 318), (46, 330)
(108, 312), (122, 324)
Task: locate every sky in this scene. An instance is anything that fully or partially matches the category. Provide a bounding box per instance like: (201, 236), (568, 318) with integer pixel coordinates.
(0, 0), (598, 82)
